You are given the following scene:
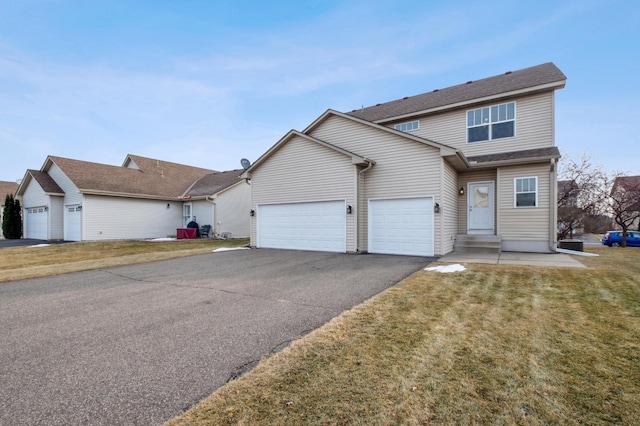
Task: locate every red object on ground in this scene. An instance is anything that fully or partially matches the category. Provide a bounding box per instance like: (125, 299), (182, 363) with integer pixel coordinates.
(177, 228), (197, 239)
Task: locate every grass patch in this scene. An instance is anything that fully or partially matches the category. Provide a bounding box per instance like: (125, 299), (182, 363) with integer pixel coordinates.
(0, 238), (249, 283)
(166, 246), (639, 425)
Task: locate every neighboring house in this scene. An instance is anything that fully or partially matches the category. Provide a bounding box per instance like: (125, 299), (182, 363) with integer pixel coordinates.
(241, 62), (566, 256)
(0, 180), (20, 239)
(182, 169), (251, 238)
(16, 154), (249, 241)
(557, 179), (583, 238)
(611, 175), (640, 231)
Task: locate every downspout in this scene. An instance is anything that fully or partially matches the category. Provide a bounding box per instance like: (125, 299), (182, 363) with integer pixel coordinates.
(205, 194), (217, 238)
(549, 158), (557, 252)
(356, 160), (375, 253)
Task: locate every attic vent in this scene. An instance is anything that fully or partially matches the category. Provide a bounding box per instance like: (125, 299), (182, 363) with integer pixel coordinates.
(505, 71), (512, 74)
(433, 89), (439, 92)
(376, 103), (381, 106)
(466, 81), (473, 84)
(403, 96), (408, 99)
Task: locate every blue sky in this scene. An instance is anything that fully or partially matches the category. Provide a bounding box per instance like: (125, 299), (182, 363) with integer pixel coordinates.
(1, 0), (638, 181)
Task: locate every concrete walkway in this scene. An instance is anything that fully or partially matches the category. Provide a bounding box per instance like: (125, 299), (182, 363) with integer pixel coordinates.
(438, 251), (587, 268)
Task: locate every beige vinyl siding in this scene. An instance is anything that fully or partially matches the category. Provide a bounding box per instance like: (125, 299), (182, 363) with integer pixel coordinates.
(250, 134), (356, 251)
(405, 92), (555, 156)
(310, 115), (442, 254)
(215, 182), (251, 238)
(441, 161), (458, 254)
(497, 163), (550, 243)
(83, 195), (183, 240)
(458, 170), (497, 234)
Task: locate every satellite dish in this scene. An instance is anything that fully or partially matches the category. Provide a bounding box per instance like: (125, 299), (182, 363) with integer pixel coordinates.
(240, 158), (251, 170)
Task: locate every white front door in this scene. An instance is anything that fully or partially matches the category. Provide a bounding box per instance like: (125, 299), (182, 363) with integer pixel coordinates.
(183, 203), (192, 227)
(467, 182), (494, 235)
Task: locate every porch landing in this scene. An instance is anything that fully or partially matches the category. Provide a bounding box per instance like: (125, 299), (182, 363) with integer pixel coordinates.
(453, 234), (502, 254)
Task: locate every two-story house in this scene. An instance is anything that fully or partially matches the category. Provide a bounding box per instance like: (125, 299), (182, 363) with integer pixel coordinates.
(241, 62), (566, 256)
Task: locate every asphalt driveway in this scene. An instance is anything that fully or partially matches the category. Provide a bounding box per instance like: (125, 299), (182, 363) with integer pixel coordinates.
(0, 248), (431, 425)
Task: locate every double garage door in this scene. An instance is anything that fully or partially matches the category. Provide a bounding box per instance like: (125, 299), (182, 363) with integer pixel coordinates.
(256, 197), (433, 256)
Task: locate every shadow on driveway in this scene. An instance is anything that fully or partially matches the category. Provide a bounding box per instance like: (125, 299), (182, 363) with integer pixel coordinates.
(0, 239), (71, 249)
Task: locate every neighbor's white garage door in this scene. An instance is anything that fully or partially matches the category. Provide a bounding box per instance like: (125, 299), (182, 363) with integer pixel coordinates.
(368, 197), (434, 256)
(64, 205), (82, 241)
(257, 200), (346, 252)
(25, 207), (48, 240)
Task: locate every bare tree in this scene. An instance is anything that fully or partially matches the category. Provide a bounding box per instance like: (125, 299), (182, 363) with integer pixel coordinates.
(608, 175), (640, 246)
(557, 155), (606, 239)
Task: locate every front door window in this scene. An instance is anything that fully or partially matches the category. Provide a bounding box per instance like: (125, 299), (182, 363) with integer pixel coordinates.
(468, 182), (494, 234)
(183, 203), (192, 227)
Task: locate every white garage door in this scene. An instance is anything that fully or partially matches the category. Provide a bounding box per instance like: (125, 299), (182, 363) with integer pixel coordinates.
(25, 207), (48, 240)
(257, 201), (346, 252)
(369, 197), (434, 256)
(65, 205), (82, 241)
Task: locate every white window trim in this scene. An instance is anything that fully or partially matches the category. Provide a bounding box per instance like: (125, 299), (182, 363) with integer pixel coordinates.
(514, 176), (538, 208)
(394, 120), (419, 132)
(467, 101), (516, 143)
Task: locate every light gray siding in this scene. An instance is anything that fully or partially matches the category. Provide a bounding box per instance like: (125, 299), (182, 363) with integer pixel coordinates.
(250, 134), (356, 251)
(192, 200), (214, 229)
(215, 182), (251, 238)
(406, 92), (555, 156)
(83, 195), (183, 240)
(309, 115), (444, 254)
(497, 163), (552, 252)
(48, 163), (83, 206)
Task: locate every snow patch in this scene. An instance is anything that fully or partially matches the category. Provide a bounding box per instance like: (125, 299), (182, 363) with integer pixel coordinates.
(28, 244), (51, 248)
(148, 238), (177, 242)
(424, 264), (466, 273)
(212, 247), (250, 252)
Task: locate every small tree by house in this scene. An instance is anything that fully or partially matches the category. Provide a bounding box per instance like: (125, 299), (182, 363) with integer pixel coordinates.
(2, 194), (22, 239)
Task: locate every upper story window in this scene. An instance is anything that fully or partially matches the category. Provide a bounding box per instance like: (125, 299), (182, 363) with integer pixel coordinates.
(467, 102), (515, 143)
(394, 120), (419, 132)
(515, 177), (537, 207)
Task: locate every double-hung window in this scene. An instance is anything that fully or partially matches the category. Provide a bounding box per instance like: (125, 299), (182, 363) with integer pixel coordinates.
(515, 177), (537, 207)
(467, 101), (515, 143)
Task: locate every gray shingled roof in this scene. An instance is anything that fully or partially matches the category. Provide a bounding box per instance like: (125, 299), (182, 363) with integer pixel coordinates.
(346, 62), (566, 122)
(184, 169), (245, 197)
(47, 155), (215, 198)
(613, 175), (640, 192)
(467, 147), (561, 164)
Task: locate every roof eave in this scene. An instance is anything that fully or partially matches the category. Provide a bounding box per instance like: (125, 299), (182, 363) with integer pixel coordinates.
(373, 80), (566, 124)
(468, 155), (560, 170)
(79, 189), (180, 201)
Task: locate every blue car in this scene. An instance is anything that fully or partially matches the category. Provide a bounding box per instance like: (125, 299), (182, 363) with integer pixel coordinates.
(601, 231), (640, 247)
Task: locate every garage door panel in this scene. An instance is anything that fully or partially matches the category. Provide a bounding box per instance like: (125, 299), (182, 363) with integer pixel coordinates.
(25, 207), (48, 240)
(369, 197), (434, 256)
(257, 201), (346, 252)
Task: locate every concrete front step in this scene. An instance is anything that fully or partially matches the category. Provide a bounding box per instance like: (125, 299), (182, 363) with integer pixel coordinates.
(454, 235), (502, 253)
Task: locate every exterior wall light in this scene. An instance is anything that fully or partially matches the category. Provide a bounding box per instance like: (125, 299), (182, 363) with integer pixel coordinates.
(434, 203), (441, 213)
(347, 205), (353, 214)
(250, 209), (255, 217)
(459, 187), (465, 195)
